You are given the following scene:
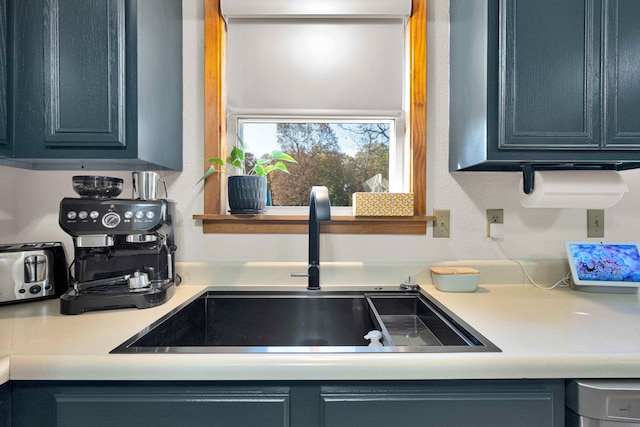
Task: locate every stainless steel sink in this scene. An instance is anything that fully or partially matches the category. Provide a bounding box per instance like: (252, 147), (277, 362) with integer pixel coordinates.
(112, 288), (500, 353)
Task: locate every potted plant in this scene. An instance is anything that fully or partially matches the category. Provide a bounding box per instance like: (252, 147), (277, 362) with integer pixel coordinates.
(203, 137), (297, 214)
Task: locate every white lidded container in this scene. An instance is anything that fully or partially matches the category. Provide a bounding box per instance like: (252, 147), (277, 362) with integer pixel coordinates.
(430, 266), (480, 292)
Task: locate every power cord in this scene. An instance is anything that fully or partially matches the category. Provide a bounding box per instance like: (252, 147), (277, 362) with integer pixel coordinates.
(490, 236), (571, 290)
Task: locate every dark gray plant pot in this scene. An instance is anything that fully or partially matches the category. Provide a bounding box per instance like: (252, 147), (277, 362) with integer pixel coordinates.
(227, 175), (267, 214)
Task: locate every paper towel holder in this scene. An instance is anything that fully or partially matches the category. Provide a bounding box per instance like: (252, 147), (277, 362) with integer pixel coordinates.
(522, 164), (535, 195)
(519, 168), (628, 209)
(521, 163), (624, 196)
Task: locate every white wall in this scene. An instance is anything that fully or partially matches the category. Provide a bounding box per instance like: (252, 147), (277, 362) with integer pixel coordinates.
(1, 0), (639, 264)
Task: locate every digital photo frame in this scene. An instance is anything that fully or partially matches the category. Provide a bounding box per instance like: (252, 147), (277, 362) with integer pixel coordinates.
(565, 241), (640, 293)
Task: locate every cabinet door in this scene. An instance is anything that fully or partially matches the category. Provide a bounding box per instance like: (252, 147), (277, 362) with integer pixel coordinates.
(0, 384), (9, 427)
(322, 394), (556, 427)
(12, 383), (290, 427)
(53, 393), (289, 427)
(603, 0), (640, 149)
(321, 381), (564, 427)
(500, 0), (601, 150)
(0, 0), (9, 156)
(43, 0), (125, 148)
(13, 0), (126, 159)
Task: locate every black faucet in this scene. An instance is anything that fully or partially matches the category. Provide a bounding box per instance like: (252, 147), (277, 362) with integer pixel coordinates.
(292, 186), (331, 290)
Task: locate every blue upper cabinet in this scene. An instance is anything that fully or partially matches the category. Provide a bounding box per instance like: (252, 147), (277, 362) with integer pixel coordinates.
(450, 0), (640, 172)
(42, 0), (126, 148)
(603, 0), (640, 149)
(5, 0), (182, 171)
(0, 0), (9, 158)
(501, 0), (601, 151)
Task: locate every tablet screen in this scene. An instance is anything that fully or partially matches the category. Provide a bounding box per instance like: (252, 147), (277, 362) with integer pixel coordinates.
(565, 242), (640, 286)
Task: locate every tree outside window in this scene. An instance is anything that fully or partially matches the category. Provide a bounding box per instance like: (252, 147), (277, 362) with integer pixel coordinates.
(242, 122), (391, 207)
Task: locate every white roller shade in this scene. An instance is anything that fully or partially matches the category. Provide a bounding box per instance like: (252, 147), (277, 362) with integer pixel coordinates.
(221, 0), (412, 19)
(223, 0), (410, 115)
(226, 17), (407, 114)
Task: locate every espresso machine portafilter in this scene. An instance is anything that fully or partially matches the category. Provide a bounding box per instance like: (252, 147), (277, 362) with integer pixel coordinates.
(58, 175), (177, 315)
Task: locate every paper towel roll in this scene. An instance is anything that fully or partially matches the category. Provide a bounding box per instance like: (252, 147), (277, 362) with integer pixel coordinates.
(519, 171), (628, 208)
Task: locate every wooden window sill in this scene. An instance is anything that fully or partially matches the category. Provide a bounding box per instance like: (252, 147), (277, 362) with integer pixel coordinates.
(193, 214), (435, 234)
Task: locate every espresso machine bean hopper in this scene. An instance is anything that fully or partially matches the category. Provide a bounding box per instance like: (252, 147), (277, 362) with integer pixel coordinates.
(58, 175), (177, 315)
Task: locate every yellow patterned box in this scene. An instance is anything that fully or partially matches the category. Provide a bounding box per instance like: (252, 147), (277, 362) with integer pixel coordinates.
(352, 193), (414, 216)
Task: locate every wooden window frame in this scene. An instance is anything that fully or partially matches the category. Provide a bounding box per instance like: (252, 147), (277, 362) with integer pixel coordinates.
(194, 0), (431, 234)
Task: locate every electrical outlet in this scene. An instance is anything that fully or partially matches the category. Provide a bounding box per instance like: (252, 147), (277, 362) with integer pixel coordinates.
(587, 209), (605, 238)
(433, 209), (450, 238)
(486, 209), (504, 237)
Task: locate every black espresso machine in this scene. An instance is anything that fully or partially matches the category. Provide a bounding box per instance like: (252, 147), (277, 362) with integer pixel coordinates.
(58, 175), (177, 315)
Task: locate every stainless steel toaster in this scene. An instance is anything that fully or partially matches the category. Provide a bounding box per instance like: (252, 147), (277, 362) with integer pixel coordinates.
(0, 242), (68, 305)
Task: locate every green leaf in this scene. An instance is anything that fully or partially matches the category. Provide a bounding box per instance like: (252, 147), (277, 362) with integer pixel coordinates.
(271, 151), (297, 163)
(229, 146), (245, 162)
(274, 162), (290, 174)
(206, 157), (225, 166)
(256, 158), (269, 166)
(204, 164), (218, 177)
(253, 164), (266, 176)
(195, 165), (218, 184)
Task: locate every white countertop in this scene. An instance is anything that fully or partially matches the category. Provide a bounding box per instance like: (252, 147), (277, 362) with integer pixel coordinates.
(1, 261), (639, 383)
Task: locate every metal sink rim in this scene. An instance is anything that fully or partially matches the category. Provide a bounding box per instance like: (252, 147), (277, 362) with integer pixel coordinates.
(111, 286), (501, 354)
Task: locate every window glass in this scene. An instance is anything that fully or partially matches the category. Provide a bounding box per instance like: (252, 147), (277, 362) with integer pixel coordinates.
(240, 120), (393, 207)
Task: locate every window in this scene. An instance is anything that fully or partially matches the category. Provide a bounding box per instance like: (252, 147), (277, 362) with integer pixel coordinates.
(198, 0), (427, 234)
(236, 119), (398, 215)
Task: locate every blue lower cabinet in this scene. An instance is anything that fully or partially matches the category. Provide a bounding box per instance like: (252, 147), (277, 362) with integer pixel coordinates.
(321, 381), (564, 427)
(10, 380), (564, 427)
(0, 384), (9, 427)
(11, 382), (289, 427)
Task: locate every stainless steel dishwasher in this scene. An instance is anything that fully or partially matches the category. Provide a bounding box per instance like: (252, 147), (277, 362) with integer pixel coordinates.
(566, 380), (640, 426)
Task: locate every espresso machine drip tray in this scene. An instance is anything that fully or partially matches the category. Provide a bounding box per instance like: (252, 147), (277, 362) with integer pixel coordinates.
(73, 272), (153, 294)
(60, 281), (175, 315)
